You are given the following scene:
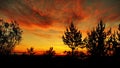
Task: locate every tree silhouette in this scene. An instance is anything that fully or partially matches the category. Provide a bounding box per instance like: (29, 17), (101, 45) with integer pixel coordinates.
(44, 47), (56, 57)
(62, 22), (83, 56)
(0, 19), (22, 55)
(27, 47), (35, 55)
(86, 20), (110, 56)
(105, 24), (120, 56)
(63, 48), (79, 57)
(105, 31), (117, 56)
(64, 51), (72, 56)
(114, 24), (120, 56)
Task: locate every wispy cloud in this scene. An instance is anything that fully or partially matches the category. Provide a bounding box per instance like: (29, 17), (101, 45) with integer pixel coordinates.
(0, 0), (120, 42)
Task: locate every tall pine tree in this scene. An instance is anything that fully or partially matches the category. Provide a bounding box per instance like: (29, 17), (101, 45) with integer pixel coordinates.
(87, 20), (107, 56)
(62, 22), (82, 56)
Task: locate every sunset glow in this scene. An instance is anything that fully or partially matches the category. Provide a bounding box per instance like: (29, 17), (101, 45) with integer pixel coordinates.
(0, 0), (120, 55)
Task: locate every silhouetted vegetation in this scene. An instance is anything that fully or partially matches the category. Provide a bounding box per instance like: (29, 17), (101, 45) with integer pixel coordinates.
(64, 50), (87, 60)
(44, 47), (56, 57)
(27, 47), (35, 55)
(86, 20), (108, 56)
(62, 22), (83, 56)
(62, 20), (120, 58)
(0, 19), (22, 55)
(106, 24), (120, 56)
(83, 20), (120, 57)
(0, 19), (120, 67)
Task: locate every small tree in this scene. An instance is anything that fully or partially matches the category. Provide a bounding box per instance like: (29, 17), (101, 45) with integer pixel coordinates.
(44, 47), (55, 57)
(27, 47), (35, 55)
(62, 22), (83, 56)
(0, 19), (22, 55)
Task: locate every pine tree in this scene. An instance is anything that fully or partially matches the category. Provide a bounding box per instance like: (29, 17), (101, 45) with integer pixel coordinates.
(105, 31), (117, 56)
(115, 24), (120, 56)
(62, 22), (82, 56)
(87, 20), (107, 56)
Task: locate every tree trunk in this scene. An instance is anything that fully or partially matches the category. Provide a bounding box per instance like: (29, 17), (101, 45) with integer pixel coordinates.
(72, 48), (75, 56)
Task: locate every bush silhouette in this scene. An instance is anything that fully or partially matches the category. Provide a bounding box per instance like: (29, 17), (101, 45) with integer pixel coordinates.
(44, 47), (56, 57)
(27, 47), (35, 55)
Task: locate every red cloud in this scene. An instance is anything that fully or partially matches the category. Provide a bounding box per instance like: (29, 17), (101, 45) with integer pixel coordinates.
(0, 0), (120, 33)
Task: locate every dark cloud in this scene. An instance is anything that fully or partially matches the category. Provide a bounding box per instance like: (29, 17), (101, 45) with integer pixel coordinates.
(0, 0), (54, 28)
(83, 0), (120, 22)
(0, 0), (120, 30)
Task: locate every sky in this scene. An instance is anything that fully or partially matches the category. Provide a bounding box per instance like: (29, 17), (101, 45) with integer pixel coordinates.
(0, 0), (120, 55)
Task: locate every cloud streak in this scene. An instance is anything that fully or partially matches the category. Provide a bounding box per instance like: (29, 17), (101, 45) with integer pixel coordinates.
(0, 0), (120, 41)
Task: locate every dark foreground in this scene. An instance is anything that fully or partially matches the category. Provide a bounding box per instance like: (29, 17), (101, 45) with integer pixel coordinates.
(0, 55), (120, 67)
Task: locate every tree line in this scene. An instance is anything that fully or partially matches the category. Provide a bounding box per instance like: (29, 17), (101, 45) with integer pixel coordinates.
(62, 20), (120, 57)
(0, 18), (120, 57)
